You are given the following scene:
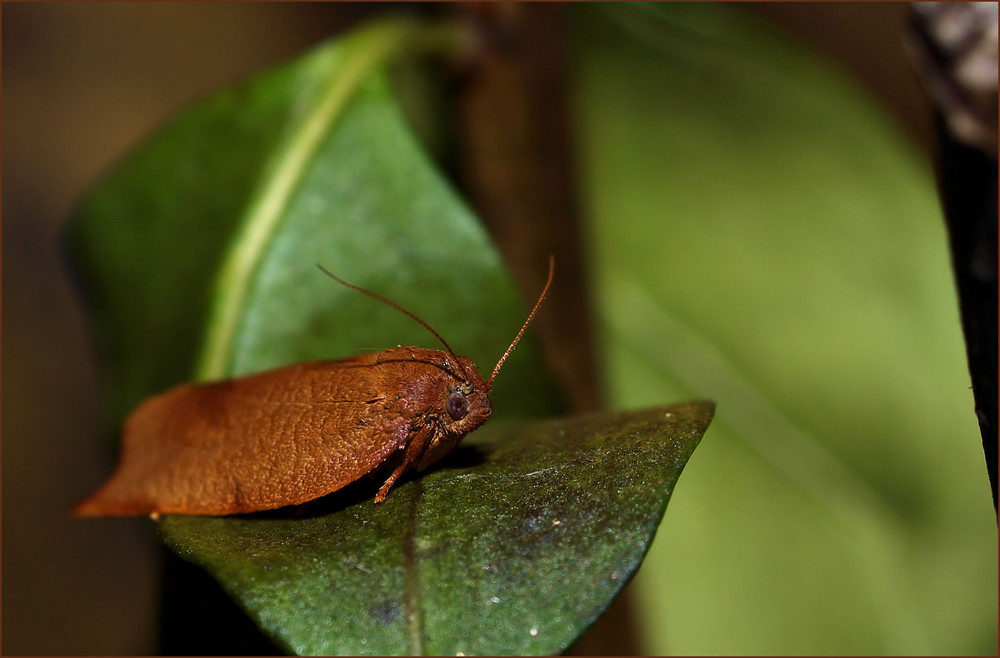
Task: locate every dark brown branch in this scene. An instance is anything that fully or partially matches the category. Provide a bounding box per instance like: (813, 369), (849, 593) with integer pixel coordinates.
(451, 3), (602, 416)
(934, 115), (998, 513)
(449, 5), (632, 653)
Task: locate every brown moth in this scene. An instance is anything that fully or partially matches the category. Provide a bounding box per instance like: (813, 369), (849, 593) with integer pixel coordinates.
(73, 258), (553, 516)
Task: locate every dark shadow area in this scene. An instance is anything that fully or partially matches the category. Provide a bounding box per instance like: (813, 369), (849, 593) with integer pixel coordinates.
(159, 545), (284, 655)
(226, 442), (491, 521)
(430, 442), (490, 471)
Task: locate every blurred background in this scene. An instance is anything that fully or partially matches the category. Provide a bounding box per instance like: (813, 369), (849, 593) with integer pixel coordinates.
(3, 3), (995, 655)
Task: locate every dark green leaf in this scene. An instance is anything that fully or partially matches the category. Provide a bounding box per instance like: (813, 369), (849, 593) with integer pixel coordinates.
(160, 402), (713, 656)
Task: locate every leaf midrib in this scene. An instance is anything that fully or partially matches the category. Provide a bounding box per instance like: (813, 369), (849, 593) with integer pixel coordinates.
(195, 19), (417, 381)
(403, 479), (425, 655)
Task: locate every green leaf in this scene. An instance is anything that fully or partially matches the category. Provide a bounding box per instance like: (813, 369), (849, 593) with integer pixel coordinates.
(160, 402), (713, 655)
(70, 16), (711, 655)
(571, 4), (997, 655)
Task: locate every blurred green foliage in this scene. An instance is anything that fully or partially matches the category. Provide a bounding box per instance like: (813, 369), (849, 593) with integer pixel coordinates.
(571, 4), (997, 654)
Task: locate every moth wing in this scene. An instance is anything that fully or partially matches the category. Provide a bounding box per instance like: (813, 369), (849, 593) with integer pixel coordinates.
(73, 359), (412, 516)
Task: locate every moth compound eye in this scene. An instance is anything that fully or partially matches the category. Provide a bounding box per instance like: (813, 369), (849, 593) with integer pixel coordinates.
(446, 389), (469, 420)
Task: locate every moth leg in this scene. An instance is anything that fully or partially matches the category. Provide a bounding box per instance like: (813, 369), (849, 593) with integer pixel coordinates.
(375, 425), (435, 503)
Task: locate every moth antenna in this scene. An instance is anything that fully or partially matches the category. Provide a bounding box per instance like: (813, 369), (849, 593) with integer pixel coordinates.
(316, 265), (472, 382)
(488, 255), (554, 388)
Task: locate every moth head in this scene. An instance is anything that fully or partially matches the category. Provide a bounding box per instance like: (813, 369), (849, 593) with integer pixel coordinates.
(441, 359), (492, 434)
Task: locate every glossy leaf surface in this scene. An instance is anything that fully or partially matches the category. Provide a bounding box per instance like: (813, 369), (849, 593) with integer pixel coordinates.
(162, 402), (713, 655)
